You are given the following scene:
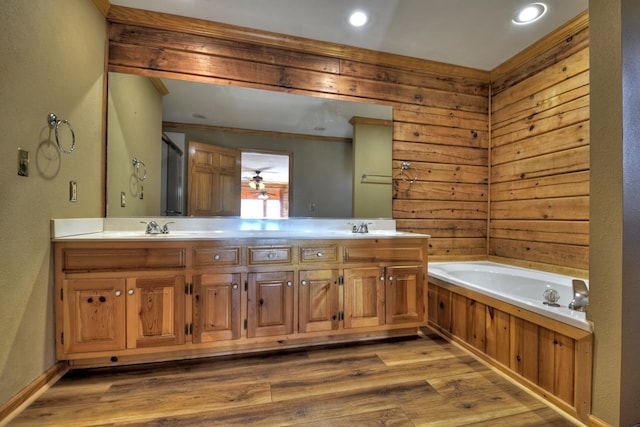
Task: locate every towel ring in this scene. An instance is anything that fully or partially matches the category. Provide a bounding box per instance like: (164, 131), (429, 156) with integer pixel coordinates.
(395, 161), (418, 184)
(48, 113), (76, 154)
(132, 157), (147, 181)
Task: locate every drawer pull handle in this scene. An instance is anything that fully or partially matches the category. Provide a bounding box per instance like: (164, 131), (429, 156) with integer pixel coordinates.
(267, 252), (276, 260)
(316, 252), (323, 257)
(213, 254), (221, 261)
(115, 291), (122, 297)
(301, 280), (307, 286)
(128, 289), (135, 295)
(99, 296), (106, 302)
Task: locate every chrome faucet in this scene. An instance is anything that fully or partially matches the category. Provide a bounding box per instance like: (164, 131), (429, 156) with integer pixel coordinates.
(568, 279), (589, 312)
(351, 222), (371, 233)
(141, 221), (173, 235)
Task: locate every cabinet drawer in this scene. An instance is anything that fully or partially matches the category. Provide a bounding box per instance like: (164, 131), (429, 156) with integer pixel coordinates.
(248, 246), (292, 265)
(343, 245), (423, 263)
(193, 246), (241, 267)
(300, 245), (338, 263)
(62, 248), (186, 272)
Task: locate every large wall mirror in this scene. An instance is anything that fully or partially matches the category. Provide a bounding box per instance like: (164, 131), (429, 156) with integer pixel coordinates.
(106, 72), (393, 218)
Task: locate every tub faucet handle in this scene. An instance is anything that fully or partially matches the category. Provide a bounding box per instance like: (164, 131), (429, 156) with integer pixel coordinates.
(568, 279), (589, 312)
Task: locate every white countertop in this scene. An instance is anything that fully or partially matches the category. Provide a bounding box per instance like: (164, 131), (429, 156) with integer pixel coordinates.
(51, 218), (430, 241)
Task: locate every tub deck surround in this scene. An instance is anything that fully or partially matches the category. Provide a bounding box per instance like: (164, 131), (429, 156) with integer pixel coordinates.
(427, 261), (593, 423)
(429, 261), (591, 332)
(51, 217), (430, 240)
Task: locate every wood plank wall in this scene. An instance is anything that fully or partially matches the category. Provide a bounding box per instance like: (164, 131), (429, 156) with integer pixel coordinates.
(489, 12), (590, 271)
(104, 6), (589, 271)
(105, 6), (490, 260)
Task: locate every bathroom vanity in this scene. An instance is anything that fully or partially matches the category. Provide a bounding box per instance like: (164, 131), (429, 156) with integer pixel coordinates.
(52, 218), (429, 367)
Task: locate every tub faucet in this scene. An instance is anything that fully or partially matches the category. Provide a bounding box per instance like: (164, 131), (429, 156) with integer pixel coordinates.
(568, 279), (589, 312)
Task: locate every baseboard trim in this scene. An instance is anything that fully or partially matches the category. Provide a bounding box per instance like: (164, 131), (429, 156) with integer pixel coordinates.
(0, 361), (69, 425)
(588, 414), (612, 427)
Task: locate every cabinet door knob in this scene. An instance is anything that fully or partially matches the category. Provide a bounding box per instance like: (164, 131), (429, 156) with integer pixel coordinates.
(316, 251), (323, 257)
(128, 289), (135, 295)
(115, 291), (121, 297)
(301, 280), (307, 286)
(380, 276), (385, 281)
(213, 254), (221, 261)
(232, 283), (239, 290)
(388, 276), (394, 281)
(286, 281), (293, 287)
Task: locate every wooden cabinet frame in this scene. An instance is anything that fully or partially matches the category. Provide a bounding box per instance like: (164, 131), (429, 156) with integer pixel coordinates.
(54, 237), (428, 367)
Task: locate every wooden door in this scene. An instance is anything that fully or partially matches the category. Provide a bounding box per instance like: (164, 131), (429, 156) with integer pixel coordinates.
(192, 273), (241, 343)
(126, 276), (185, 348)
(188, 141), (240, 216)
(343, 267), (385, 329)
(62, 278), (126, 353)
(247, 271), (294, 338)
(385, 266), (424, 325)
(299, 269), (340, 333)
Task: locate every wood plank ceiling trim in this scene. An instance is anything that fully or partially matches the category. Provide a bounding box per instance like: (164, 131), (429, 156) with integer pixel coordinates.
(106, 5), (490, 82)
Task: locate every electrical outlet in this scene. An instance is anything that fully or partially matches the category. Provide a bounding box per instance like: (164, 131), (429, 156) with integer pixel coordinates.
(69, 181), (77, 202)
(17, 148), (29, 177)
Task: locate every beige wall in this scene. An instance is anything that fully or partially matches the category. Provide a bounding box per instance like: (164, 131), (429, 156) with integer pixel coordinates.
(107, 73), (163, 216)
(352, 120), (393, 218)
(0, 0), (105, 406)
(590, 1), (640, 425)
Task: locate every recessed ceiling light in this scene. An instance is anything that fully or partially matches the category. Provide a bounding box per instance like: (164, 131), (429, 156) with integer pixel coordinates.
(512, 3), (547, 25)
(349, 11), (368, 27)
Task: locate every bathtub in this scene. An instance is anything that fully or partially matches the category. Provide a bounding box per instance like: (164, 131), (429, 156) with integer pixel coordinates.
(428, 261), (591, 332)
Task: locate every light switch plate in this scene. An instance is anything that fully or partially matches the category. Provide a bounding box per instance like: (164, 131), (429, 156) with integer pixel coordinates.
(69, 181), (77, 202)
(18, 148), (29, 177)
(120, 191), (126, 207)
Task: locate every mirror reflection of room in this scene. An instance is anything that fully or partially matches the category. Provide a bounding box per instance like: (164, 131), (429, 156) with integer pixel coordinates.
(106, 72), (392, 218)
(240, 151), (290, 219)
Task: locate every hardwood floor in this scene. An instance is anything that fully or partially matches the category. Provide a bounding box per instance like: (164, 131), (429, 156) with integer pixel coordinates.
(8, 328), (580, 426)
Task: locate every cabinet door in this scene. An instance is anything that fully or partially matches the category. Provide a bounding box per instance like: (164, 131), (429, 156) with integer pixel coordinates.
(247, 271), (294, 338)
(343, 267), (385, 329)
(62, 278), (126, 354)
(385, 266), (424, 325)
(299, 269), (340, 333)
(192, 273), (241, 343)
(126, 276), (185, 348)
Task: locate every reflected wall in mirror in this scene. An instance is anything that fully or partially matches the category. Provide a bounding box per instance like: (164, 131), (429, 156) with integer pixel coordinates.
(106, 72), (393, 218)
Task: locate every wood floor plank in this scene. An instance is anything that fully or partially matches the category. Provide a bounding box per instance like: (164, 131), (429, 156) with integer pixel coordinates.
(10, 329), (578, 426)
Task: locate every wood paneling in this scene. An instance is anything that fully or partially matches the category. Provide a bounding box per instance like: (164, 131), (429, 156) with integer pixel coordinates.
(105, 6), (589, 267)
(428, 281), (592, 422)
(489, 19), (589, 270)
(105, 8), (489, 259)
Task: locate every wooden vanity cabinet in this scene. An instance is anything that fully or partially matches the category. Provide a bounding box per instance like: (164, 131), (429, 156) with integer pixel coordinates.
(60, 274), (185, 355)
(54, 236), (428, 366)
(298, 269), (340, 333)
(192, 273), (241, 343)
(247, 271), (294, 338)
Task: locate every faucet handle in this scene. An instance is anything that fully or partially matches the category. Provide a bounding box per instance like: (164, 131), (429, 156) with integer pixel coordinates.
(161, 221), (174, 234)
